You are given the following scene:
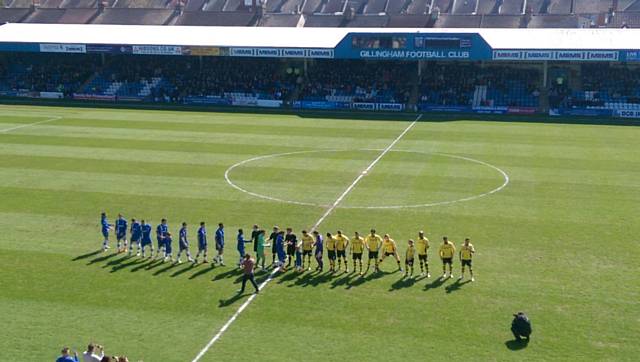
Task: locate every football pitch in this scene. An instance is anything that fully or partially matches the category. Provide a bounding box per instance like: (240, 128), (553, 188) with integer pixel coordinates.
(0, 104), (638, 361)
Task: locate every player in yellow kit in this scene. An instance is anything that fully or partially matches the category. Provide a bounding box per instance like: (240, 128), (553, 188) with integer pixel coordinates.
(300, 230), (315, 271)
(351, 231), (365, 275)
(335, 230), (350, 272)
(439, 236), (456, 278)
(416, 231), (430, 277)
(459, 238), (476, 281)
(378, 234), (403, 272)
(404, 239), (416, 278)
(325, 232), (337, 272)
(364, 229), (383, 274)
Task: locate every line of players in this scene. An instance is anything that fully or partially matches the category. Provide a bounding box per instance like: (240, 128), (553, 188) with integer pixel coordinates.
(100, 213), (476, 280)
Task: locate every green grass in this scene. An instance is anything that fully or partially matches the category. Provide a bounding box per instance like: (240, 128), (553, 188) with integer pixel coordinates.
(0, 104), (638, 362)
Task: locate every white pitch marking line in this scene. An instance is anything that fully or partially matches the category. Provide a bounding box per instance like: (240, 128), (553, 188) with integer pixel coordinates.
(191, 114), (422, 362)
(0, 116), (62, 133)
(310, 113), (421, 231)
(224, 149), (510, 210)
(190, 268), (278, 362)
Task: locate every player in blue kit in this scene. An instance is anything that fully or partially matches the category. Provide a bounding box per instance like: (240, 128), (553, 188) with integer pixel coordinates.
(115, 214), (128, 253)
(163, 232), (174, 262)
(100, 212), (113, 251)
(236, 228), (252, 268)
(140, 220), (153, 258)
(128, 218), (142, 256)
(194, 222), (208, 264)
(176, 222), (194, 264)
(275, 230), (287, 272)
(215, 222), (225, 266)
(155, 219), (168, 260)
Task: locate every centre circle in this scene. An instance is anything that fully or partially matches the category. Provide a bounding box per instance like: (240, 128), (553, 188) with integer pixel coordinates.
(224, 149), (509, 209)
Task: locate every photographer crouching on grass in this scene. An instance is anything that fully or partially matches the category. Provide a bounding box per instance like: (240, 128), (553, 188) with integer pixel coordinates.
(511, 312), (532, 342)
(82, 343), (104, 362)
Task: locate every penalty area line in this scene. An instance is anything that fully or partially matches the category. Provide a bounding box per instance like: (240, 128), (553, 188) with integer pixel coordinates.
(191, 113), (422, 362)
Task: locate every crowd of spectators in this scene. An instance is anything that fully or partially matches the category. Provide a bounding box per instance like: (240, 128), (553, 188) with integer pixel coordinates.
(301, 60), (413, 104)
(153, 57), (296, 102)
(0, 53), (100, 97)
(4, 53), (640, 113)
(548, 64), (640, 109)
(419, 63), (478, 106)
(577, 64), (640, 104)
(419, 63), (541, 108)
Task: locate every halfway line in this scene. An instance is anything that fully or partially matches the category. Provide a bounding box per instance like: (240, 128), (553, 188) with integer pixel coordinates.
(311, 113), (422, 231)
(191, 113), (422, 362)
(0, 116), (62, 133)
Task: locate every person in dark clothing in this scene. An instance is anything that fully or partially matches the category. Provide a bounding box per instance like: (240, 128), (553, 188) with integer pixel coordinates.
(251, 224), (260, 253)
(268, 226), (280, 267)
(511, 312), (532, 341)
(284, 227), (298, 268)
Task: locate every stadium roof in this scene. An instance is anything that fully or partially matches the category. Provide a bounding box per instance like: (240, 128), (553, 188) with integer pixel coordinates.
(1, 23), (640, 50)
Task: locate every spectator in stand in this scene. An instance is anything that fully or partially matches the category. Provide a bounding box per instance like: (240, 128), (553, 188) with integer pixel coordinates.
(82, 343), (104, 362)
(56, 347), (79, 362)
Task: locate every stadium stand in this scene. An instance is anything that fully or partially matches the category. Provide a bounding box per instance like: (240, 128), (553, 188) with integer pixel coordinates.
(301, 60), (413, 104)
(0, 53), (99, 96)
(418, 63), (540, 109)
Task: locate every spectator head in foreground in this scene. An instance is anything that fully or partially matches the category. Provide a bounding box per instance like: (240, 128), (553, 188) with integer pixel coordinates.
(83, 343), (104, 362)
(56, 346), (78, 362)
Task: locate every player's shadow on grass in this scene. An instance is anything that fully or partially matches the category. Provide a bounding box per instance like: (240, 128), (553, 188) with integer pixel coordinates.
(189, 264), (216, 279)
(389, 276), (416, 291)
(445, 279), (471, 294)
(144, 259), (166, 271)
(288, 271), (329, 287)
(212, 268), (243, 281)
(103, 254), (132, 268)
(170, 263), (195, 277)
(276, 270), (299, 284)
(110, 257), (145, 273)
(72, 250), (102, 261)
(288, 271), (316, 287)
(153, 262), (178, 276)
(218, 293), (246, 308)
(505, 339), (529, 351)
(330, 273), (351, 289)
(424, 276), (447, 291)
(130, 258), (157, 272)
(88, 252), (117, 265)
(345, 274), (366, 289)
